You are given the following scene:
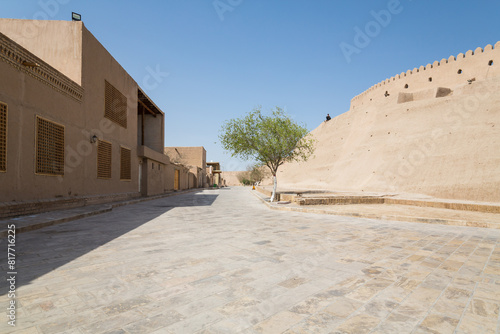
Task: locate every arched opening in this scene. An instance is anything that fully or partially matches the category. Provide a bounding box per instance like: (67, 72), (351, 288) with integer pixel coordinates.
(404, 84), (408, 89)
(489, 60), (494, 66)
(428, 77), (432, 82)
(458, 69), (463, 74)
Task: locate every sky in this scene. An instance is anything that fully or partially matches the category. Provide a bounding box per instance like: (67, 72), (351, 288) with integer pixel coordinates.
(2, 0), (500, 171)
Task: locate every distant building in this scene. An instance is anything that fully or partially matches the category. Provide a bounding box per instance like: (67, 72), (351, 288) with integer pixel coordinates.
(164, 147), (207, 188)
(206, 162), (223, 187)
(0, 19), (201, 216)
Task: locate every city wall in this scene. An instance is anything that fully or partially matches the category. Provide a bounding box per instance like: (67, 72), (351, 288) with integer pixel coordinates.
(278, 42), (500, 202)
(350, 42), (500, 110)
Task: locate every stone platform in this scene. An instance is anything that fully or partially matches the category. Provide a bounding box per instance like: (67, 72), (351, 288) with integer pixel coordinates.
(255, 186), (500, 229)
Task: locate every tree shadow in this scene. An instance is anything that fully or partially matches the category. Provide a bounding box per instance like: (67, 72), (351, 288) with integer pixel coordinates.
(0, 191), (218, 294)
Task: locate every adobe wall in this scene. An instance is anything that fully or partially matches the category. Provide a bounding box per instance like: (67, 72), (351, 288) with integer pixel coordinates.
(0, 35), (83, 201)
(143, 113), (164, 153)
(0, 19), (83, 84)
(278, 42), (500, 203)
(222, 171), (244, 186)
(142, 159), (166, 195)
(350, 42), (500, 111)
(78, 25), (140, 197)
(180, 167), (190, 190)
(165, 146), (207, 188)
(163, 163), (190, 191)
(0, 21), (142, 201)
(164, 146), (207, 169)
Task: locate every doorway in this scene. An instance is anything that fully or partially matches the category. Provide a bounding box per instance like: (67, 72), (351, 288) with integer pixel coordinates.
(174, 169), (180, 190)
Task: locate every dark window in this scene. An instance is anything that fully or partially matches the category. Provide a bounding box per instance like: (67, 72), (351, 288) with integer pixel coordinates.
(36, 116), (65, 176)
(97, 140), (112, 179)
(0, 102), (6, 172)
(120, 147), (131, 180)
(105, 80), (127, 128)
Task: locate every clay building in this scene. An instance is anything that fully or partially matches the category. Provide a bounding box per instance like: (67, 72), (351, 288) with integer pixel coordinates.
(164, 147), (207, 188)
(206, 162), (223, 187)
(0, 18), (197, 216)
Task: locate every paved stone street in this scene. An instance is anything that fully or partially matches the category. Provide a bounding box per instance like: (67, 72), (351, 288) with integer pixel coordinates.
(1, 187), (500, 334)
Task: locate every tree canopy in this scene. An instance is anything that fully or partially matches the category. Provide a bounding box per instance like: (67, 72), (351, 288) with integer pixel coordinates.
(219, 107), (315, 201)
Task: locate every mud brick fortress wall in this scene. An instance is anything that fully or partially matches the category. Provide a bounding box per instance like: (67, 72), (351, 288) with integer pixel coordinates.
(278, 42), (500, 202)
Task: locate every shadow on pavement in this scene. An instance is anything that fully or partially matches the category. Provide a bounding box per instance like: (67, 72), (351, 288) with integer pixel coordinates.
(0, 190), (218, 294)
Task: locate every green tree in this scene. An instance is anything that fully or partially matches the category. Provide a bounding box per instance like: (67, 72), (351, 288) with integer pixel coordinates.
(236, 163), (269, 186)
(236, 171), (252, 185)
(248, 163), (269, 184)
(219, 107), (315, 202)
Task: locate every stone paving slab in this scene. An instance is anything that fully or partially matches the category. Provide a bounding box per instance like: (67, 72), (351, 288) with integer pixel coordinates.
(0, 204), (112, 237)
(0, 189), (201, 237)
(1, 187), (499, 333)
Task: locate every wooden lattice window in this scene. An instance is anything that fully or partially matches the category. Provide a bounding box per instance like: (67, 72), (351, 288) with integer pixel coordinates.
(120, 146), (131, 180)
(0, 102), (6, 172)
(105, 80), (127, 128)
(35, 116), (64, 176)
(97, 140), (112, 179)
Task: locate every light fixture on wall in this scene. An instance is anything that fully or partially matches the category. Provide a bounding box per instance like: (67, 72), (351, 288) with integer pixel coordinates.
(90, 135), (98, 143)
(72, 12), (82, 21)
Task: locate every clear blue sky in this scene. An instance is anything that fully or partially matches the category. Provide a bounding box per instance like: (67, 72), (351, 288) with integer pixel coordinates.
(3, 1), (500, 171)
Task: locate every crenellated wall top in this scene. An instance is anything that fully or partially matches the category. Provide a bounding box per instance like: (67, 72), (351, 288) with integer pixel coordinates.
(350, 41), (500, 108)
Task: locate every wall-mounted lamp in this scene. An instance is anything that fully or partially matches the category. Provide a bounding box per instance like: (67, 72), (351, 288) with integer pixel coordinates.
(90, 135), (98, 143)
(72, 12), (82, 21)
(22, 60), (40, 68)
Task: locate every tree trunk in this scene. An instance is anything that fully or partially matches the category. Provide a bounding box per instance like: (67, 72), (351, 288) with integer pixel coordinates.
(271, 175), (278, 202)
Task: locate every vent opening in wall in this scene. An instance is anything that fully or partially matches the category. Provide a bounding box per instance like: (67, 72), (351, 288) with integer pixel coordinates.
(0, 102), (6, 172)
(384, 91), (390, 97)
(36, 116), (64, 176)
(120, 147), (131, 181)
(105, 80), (127, 128)
(404, 84), (408, 89)
(489, 60), (494, 66)
(97, 140), (112, 179)
(458, 69), (463, 74)
(428, 77), (433, 82)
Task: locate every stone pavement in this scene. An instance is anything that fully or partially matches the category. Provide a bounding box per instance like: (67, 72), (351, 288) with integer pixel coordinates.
(1, 187), (499, 333)
(0, 189), (200, 237)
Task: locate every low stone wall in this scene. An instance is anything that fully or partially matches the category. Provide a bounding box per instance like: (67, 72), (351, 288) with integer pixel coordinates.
(295, 196), (385, 206)
(385, 198), (500, 214)
(255, 187), (500, 214)
(295, 196), (500, 214)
